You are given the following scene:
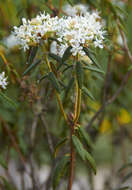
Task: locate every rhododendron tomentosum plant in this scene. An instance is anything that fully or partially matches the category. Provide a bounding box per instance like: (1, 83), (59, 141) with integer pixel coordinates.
(12, 7), (106, 190)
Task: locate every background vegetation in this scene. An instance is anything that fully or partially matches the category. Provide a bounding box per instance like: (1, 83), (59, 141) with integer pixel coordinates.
(0, 0), (132, 189)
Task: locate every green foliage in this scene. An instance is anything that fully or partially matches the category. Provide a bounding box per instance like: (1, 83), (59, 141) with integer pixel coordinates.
(82, 86), (95, 101)
(0, 0), (132, 189)
(48, 72), (61, 93)
(76, 61), (84, 89)
(52, 155), (70, 190)
(23, 59), (41, 75)
(0, 91), (18, 109)
(72, 135), (96, 174)
(62, 46), (72, 63)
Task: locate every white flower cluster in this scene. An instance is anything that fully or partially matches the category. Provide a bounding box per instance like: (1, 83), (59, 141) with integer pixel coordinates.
(13, 13), (58, 51)
(0, 72), (8, 89)
(13, 8), (105, 57)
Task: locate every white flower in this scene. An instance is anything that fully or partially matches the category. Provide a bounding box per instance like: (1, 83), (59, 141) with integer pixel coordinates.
(13, 8), (106, 56)
(55, 12), (105, 56)
(0, 72), (8, 89)
(13, 12), (59, 51)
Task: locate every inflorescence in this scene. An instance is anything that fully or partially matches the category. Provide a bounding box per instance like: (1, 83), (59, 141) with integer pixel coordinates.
(13, 5), (106, 57)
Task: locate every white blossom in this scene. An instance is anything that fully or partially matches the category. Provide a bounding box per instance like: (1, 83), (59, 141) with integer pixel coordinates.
(0, 72), (8, 89)
(13, 8), (106, 57)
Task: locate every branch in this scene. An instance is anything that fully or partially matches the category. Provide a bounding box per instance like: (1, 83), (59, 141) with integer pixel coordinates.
(41, 114), (54, 154)
(119, 28), (132, 63)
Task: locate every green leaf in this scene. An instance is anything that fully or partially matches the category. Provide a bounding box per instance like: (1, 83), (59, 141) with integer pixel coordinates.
(27, 46), (38, 65)
(49, 53), (62, 64)
(38, 74), (48, 83)
(85, 151), (96, 174)
(23, 59), (41, 76)
(76, 61), (84, 89)
(72, 135), (96, 174)
(66, 0), (73, 6)
(83, 47), (101, 68)
(52, 155), (70, 190)
(62, 65), (73, 73)
(115, 5), (128, 17)
(62, 46), (72, 62)
(72, 135), (86, 161)
(83, 65), (105, 74)
(78, 126), (94, 149)
(48, 72), (61, 93)
(65, 77), (74, 97)
(54, 137), (68, 157)
(0, 92), (18, 109)
(82, 86), (95, 101)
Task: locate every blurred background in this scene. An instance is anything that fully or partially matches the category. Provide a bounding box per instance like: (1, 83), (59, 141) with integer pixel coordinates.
(0, 0), (132, 189)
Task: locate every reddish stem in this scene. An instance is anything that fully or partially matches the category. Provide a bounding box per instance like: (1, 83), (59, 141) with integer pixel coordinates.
(67, 124), (75, 190)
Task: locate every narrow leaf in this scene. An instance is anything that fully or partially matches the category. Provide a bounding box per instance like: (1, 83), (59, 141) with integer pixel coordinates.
(0, 92), (18, 109)
(23, 59), (41, 76)
(83, 47), (101, 68)
(49, 53), (62, 64)
(27, 46), (38, 65)
(65, 77), (74, 97)
(72, 135), (86, 161)
(78, 126), (94, 149)
(83, 66), (105, 74)
(76, 61), (83, 89)
(38, 74), (48, 83)
(48, 72), (61, 93)
(62, 65), (73, 73)
(54, 137), (68, 157)
(82, 86), (95, 101)
(52, 155), (70, 190)
(62, 46), (72, 62)
(85, 151), (96, 174)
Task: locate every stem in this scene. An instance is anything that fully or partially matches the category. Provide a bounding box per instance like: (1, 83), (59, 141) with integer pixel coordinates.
(59, 0), (63, 15)
(45, 56), (69, 125)
(55, 92), (68, 124)
(68, 78), (81, 190)
(68, 124), (75, 190)
(74, 78), (81, 124)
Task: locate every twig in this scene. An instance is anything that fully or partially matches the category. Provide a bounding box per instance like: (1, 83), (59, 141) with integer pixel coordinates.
(41, 114), (54, 154)
(30, 114), (39, 147)
(1, 120), (26, 166)
(59, 0), (63, 15)
(68, 78), (81, 190)
(29, 114), (40, 190)
(119, 27), (132, 63)
(97, 54), (112, 127)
